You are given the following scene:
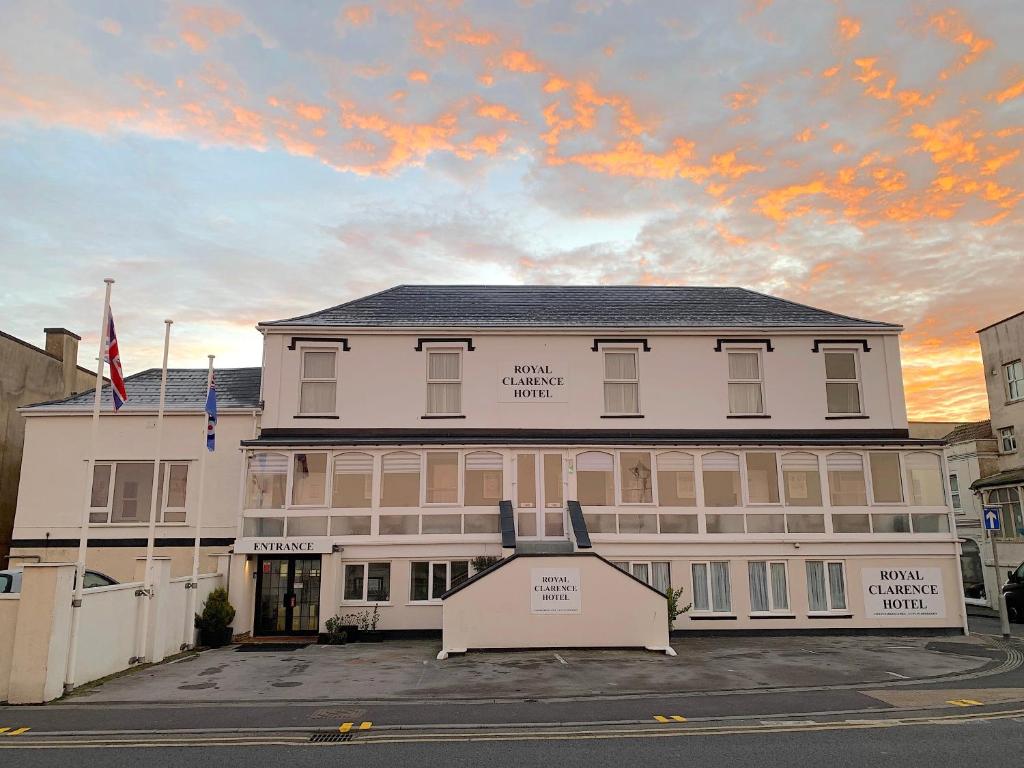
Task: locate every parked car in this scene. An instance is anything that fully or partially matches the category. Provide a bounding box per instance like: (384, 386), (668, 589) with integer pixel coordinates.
(1004, 561), (1024, 623)
(0, 567), (118, 594)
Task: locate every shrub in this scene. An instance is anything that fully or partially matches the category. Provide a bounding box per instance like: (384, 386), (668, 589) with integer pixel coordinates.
(324, 615), (348, 644)
(341, 604), (381, 632)
(665, 586), (691, 631)
(471, 555), (500, 573)
(195, 587), (236, 647)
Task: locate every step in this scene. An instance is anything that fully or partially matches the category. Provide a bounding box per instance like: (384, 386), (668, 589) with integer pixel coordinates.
(515, 540), (575, 555)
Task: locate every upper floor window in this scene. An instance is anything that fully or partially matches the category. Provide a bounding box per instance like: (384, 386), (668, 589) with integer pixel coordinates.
(620, 451), (653, 503)
(603, 351), (639, 415)
(426, 451), (459, 504)
(292, 452), (328, 506)
(577, 451), (615, 506)
(464, 451), (503, 506)
(949, 473), (961, 510)
(781, 452), (821, 506)
(381, 451), (420, 507)
(868, 452), (904, 504)
(827, 452), (867, 506)
(245, 452), (287, 509)
(656, 452), (696, 507)
(1000, 426), (1018, 453)
(90, 461), (189, 524)
(745, 452), (780, 504)
(702, 452), (740, 507)
(333, 452), (373, 508)
(727, 351), (764, 415)
(905, 452), (945, 506)
(1005, 360), (1024, 402)
(426, 350), (462, 416)
(824, 350), (862, 414)
(299, 349), (337, 415)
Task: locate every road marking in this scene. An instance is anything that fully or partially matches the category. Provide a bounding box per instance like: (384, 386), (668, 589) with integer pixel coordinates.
(885, 672), (908, 679)
(338, 723), (353, 733)
(359, 722), (372, 730)
(554, 654), (568, 665)
(947, 699), (983, 707)
(0, 728), (29, 737)
(653, 715), (686, 723)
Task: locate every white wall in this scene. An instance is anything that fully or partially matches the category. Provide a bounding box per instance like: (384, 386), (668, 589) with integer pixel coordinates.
(0, 595), (18, 701)
(76, 582), (144, 685)
(261, 331), (908, 431)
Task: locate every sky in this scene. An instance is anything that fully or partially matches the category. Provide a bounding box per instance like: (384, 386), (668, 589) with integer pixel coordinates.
(1, 0), (1022, 422)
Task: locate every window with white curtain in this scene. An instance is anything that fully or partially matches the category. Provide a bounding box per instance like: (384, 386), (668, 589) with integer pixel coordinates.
(612, 561), (671, 593)
(827, 452), (867, 506)
(748, 561), (789, 613)
(244, 452), (288, 510)
(577, 451), (615, 505)
(381, 451), (421, 507)
(603, 351), (639, 414)
(464, 451), (503, 505)
(805, 560), (847, 613)
(691, 561), (731, 613)
(299, 349), (337, 415)
(727, 351), (764, 415)
(824, 350), (862, 414)
(332, 452), (373, 508)
(426, 350), (462, 415)
(702, 452), (741, 507)
(905, 452), (945, 506)
(656, 452), (696, 507)
(781, 452), (822, 506)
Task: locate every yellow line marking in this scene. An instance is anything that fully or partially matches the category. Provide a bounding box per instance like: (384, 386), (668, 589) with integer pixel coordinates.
(670, 716), (687, 722)
(0, 729), (9, 735)
(6, 729), (29, 737)
(359, 722), (372, 730)
(338, 723), (353, 733)
(653, 716), (670, 723)
(947, 699), (983, 707)
(653, 715), (686, 723)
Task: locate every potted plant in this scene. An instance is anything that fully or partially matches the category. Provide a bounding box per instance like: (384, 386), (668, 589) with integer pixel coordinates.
(321, 615), (348, 645)
(195, 587), (235, 648)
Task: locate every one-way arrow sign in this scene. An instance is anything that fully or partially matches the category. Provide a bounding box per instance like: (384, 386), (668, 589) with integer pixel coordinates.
(983, 505), (1001, 531)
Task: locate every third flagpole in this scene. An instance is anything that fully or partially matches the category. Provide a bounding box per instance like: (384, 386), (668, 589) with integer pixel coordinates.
(137, 319), (172, 664)
(184, 354), (215, 649)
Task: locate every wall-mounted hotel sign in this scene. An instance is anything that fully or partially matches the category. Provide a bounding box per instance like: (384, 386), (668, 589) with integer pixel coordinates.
(861, 567), (945, 619)
(498, 362), (568, 402)
(235, 538), (333, 555)
(531, 568), (581, 614)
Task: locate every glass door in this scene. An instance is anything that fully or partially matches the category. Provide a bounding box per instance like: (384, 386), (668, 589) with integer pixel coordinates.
(516, 452), (566, 539)
(255, 556), (322, 635)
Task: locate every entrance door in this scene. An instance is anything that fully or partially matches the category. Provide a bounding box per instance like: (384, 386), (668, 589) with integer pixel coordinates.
(255, 556), (322, 635)
(515, 452), (565, 539)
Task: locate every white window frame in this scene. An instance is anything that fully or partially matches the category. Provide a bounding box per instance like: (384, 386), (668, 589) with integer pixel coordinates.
(287, 451), (330, 509)
(690, 560), (732, 615)
(867, 451), (906, 506)
(1005, 359), (1024, 403)
(423, 450), (462, 507)
(822, 347), (864, 416)
(88, 460), (189, 525)
(341, 561), (392, 604)
(726, 348), (766, 416)
(425, 347), (463, 417)
(743, 450), (782, 506)
(999, 426), (1017, 453)
(805, 559), (849, 614)
(747, 560), (790, 615)
(602, 348), (641, 416)
(618, 450), (656, 506)
(297, 345), (338, 416)
(949, 472), (962, 512)
(611, 560), (671, 591)
(409, 560), (471, 603)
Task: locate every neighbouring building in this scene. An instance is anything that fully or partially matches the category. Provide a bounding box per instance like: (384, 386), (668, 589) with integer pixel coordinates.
(0, 328), (96, 568)
(970, 310), (1024, 604)
(10, 286), (966, 641)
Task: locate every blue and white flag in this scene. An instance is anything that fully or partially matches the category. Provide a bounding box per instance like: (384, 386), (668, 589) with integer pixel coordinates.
(205, 373), (218, 452)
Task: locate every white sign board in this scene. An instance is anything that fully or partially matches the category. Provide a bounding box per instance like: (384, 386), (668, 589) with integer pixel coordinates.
(531, 568), (581, 614)
(234, 538), (333, 555)
(498, 362), (568, 403)
(862, 567), (945, 619)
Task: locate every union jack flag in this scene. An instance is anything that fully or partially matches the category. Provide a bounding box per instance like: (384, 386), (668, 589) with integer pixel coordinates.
(104, 311), (128, 410)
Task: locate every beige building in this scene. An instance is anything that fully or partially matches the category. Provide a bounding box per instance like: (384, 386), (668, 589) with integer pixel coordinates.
(0, 328), (95, 567)
(11, 286), (966, 642)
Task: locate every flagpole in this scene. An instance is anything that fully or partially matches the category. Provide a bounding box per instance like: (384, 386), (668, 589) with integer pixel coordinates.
(184, 354), (215, 650)
(64, 277), (114, 693)
(136, 319), (172, 664)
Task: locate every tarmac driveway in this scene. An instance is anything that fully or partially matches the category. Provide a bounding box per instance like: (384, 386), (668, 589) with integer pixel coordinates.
(66, 634), (998, 704)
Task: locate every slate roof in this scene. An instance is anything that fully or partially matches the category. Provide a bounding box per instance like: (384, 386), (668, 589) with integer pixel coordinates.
(942, 420), (994, 445)
(971, 466), (1024, 491)
(261, 285), (900, 330)
(23, 367), (261, 412)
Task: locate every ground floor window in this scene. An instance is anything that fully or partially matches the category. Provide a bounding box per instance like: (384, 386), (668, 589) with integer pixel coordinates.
(612, 561), (671, 592)
(410, 560), (470, 601)
(343, 562), (391, 602)
(806, 560), (847, 613)
(748, 561), (789, 614)
(691, 561), (731, 613)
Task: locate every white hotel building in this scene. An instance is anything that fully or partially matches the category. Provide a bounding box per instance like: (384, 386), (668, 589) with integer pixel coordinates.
(10, 286), (966, 641)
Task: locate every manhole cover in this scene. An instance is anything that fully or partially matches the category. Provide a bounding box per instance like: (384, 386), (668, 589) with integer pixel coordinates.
(310, 732), (354, 743)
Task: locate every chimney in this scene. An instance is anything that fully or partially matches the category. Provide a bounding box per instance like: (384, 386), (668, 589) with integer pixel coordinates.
(44, 327), (82, 397)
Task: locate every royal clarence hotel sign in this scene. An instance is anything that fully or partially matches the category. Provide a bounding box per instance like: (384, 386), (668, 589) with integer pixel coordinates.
(498, 362), (568, 402)
(531, 568), (582, 614)
(862, 567), (946, 619)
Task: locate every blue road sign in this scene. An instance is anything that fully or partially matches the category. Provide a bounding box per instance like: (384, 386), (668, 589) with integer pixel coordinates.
(983, 505), (1001, 531)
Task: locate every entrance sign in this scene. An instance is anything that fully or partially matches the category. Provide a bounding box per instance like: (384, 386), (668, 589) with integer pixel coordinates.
(983, 506), (1001, 531)
(235, 537), (333, 555)
(531, 568), (581, 614)
(862, 567), (945, 618)
(498, 362), (568, 402)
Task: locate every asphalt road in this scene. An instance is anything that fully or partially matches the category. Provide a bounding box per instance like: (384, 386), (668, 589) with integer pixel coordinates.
(6, 717), (1024, 768)
(969, 613), (1024, 638)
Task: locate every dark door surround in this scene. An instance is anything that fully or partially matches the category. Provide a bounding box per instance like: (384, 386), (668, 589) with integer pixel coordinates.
(254, 555), (322, 636)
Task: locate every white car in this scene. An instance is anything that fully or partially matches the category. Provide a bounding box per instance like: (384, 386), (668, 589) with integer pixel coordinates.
(0, 567), (118, 593)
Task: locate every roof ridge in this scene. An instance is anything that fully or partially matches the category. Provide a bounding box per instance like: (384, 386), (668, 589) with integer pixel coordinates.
(734, 286), (899, 328)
